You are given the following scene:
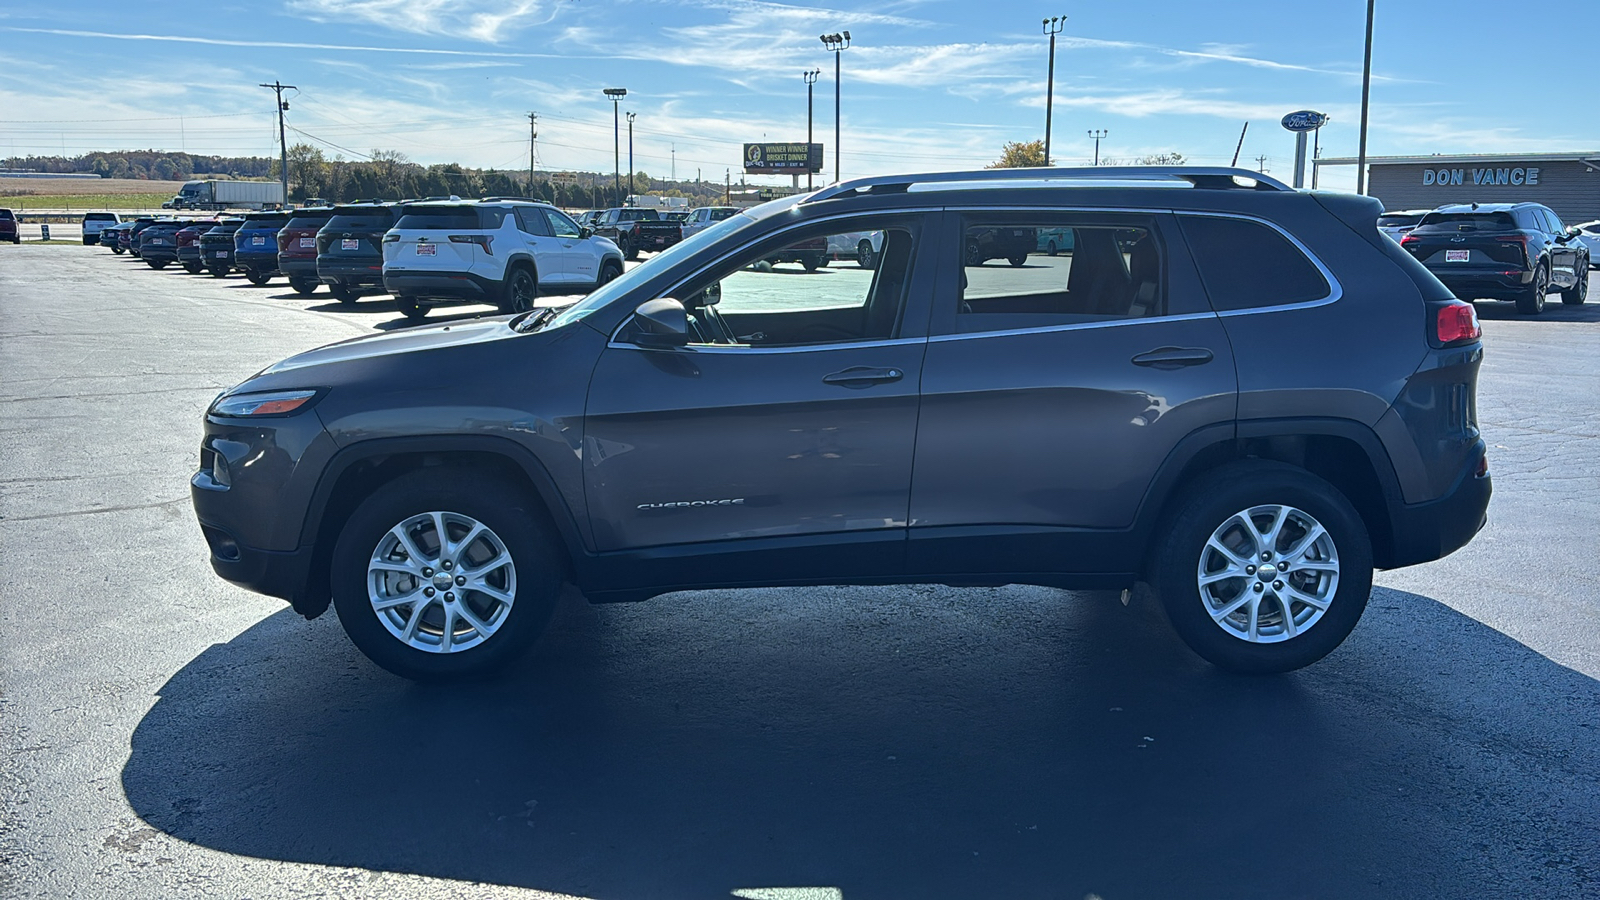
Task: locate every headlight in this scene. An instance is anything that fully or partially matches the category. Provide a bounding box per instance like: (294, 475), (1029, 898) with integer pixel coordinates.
(210, 389), (320, 418)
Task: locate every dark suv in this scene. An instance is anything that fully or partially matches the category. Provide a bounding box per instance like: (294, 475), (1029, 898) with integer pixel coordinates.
(315, 203), (400, 302)
(192, 167), (1491, 682)
(1401, 202), (1589, 314)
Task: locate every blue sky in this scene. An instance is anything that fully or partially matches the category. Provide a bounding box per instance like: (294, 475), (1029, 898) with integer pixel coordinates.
(0, 1), (1592, 192)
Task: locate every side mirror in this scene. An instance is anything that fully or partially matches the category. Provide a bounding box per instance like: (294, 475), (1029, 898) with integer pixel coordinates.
(627, 298), (691, 348)
(579, 226), (592, 240)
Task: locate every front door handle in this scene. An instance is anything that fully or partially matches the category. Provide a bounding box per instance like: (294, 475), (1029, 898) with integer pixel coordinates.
(1131, 347), (1214, 369)
(823, 366), (904, 387)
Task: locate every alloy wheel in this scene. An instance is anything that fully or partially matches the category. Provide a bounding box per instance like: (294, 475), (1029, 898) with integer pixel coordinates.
(1196, 504), (1340, 644)
(367, 511), (517, 654)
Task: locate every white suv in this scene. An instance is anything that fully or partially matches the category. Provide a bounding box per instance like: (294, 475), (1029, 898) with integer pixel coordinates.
(381, 200), (624, 321)
(81, 212), (121, 245)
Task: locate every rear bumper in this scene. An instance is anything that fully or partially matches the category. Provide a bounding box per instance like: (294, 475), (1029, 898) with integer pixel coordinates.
(235, 252), (279, 273)
(140, 245), (178, 262)
(1382, 456), (1492, 569)
(318, 258), (386, 286)
(280, 257), (319, 280)
(1430, 267), (1531, 300)
(384, 270), (496, 300)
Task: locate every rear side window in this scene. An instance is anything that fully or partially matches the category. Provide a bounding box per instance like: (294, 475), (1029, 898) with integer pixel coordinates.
(1179, 215), (1331, 311)
(395, 207), (479, 230)
(957, 223), (1163, 326)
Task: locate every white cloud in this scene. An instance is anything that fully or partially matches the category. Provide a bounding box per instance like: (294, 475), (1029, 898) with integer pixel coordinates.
(286, 0), (559, 43)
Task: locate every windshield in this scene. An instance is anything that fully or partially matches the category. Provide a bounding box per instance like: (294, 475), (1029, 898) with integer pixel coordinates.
(325, 212), (394, 230)
(243, 216), (289, 229)
(1377, 214), (1424, 228)
(1416, 212), (1517, 231)
(544, 211), (755, 331)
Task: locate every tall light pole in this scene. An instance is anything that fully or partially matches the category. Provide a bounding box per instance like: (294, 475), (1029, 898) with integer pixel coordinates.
(820, 32), (851, 183)
(1356, 0), (1375, 195)
(1043, 16), (1066, 165)
(603, 87), (627, 207)
(258, 80), (296, 202)
(626, 111), (636, 203)
(803, 68), (820, 190)
(1087, 129), (1107, 165)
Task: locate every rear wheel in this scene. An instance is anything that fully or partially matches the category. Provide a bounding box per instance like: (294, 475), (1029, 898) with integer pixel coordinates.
(112, 246), (125, 255)
(857, 239), (876, 270)
(1516, 262), (1548, 315)
(1008, 254), (1028, 267)
(1047, 240), (1058, 257)
(290, 277), (318, 296)
(183, 262), (204, 275)
(1560, 258), (1589, 305)
(244, 269), (272, 286)
(802, 253), (823, 272)
(330, 469), (563, 681)
(208, 265), (229, 278)
(500, 266), (538, 314)
(146, 259), (168, 270)
(330, 283), (357, 304)
(1151, 462), (1373, 673)
(395, 295), (428, 321)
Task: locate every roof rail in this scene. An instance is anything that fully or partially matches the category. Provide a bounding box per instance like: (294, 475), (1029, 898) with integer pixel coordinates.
(803, 166), (1292, 203)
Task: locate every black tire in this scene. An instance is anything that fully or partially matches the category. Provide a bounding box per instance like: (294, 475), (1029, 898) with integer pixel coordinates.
(395, 295), (428, 321)
(146, 259), (168, 270)
(621, 236), (639, 261)
(857, 239), (876, 270)
(183, 262), (204, 275)
(330, 283), (357, 304)
(965, 241), (982, 267)
(1008, 254), (1028, 267)
(330, 468), (563, 681)
(1560, 258), (1588, 305)
(500, 265), (537, 314)
(802, 253), (823, 272)
(244, 269), (272, 286)
(208, 265), (229, 278)
(597, 260), (623, 286)
(112, 247), (125, 255)
(1515, 262), (1548, 315)
(1150, 461), (1373, 674)
(290, 277), (318, 296)
(1047, 240), (1058, 257)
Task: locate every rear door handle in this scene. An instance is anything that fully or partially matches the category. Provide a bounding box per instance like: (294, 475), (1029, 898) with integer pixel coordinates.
(823, 366), (904, 387)
(1131, 347), (1215, 369)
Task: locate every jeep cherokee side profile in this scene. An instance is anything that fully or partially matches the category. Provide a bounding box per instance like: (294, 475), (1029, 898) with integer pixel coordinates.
(192, 167), (1490, 681)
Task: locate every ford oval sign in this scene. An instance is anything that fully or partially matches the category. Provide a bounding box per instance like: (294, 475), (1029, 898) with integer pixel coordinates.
(1281, 110), (1328, 132)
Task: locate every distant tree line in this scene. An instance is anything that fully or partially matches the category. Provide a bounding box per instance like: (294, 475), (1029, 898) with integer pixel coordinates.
(3, 147), (734, 208)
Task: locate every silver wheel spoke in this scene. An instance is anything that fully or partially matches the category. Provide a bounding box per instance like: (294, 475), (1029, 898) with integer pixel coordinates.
(1210, 592), (1253, 622)
(454, 603), (493, 638)
(368, 510), (518, 654)
(1282, 583), (1331, 611)
(1282, 524), (1328, 562)
(1246, 595), (1261, 641)
(400, 596), (433, 641)
(469, 582), (514, 605)
(451, 522), (486, 566)
(391, 525), (432, 567)
(438, 605), (455, 653)
(1200, 566), (1248, 586)
(464, 552), (510, 578)
(1197, 503), (1340, 645)
(1206, 538), (1252, 569)
(431, 512), (450, 561)
(1275, 592), (1298, 637)
(1256, 505), (1290, 552)
(1291, 560), (1339, 573)
(371, 559), (422, 576)
(373, 588), (426, 611)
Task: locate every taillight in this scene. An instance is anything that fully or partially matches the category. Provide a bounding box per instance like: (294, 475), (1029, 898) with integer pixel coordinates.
(449, 234), (493, 255)
(1494, 234), (1530, 265)
(1434, 300), (1481, 345)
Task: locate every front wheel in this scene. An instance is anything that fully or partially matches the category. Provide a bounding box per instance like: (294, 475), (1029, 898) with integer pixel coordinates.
(597, 260), (623, 287)
(330, 469), (564, 681)
(1560, 259), (1588, 305)
(621, 237), (639, 261)
(1150, 462), (1373, 673)
(857, 240), (876, 270)
(1516, 263), (1548, 315)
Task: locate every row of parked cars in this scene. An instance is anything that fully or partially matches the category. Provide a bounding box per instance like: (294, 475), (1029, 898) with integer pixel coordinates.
(1381, 203), (1597, 315)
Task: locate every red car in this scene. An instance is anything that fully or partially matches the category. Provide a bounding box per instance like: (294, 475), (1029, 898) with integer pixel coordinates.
(0, 208), (19, 244)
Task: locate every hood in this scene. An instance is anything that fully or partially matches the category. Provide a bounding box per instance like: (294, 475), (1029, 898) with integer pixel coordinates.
(260, 316), (520, 376)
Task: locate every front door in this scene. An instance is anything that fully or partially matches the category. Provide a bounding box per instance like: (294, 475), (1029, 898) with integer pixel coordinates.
(540, 207), (598, 285)
(908, 211), (1238, 577)
(582, 214), (936, 583)
(512, 206), (571, 286)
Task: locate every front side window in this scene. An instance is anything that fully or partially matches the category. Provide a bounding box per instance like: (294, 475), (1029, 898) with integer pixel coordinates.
(1179, 215), (1331, 311)
(956, 222), (1162, 327)
(657, 223), (913, 347)
(542, 208), (581, 238)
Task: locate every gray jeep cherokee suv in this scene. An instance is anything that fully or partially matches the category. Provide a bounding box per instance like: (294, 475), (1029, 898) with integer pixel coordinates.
(191, 167), (1491, 681)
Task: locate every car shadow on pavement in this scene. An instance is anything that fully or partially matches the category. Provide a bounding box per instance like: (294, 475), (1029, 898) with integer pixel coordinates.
(1472, 298), (1600, 322)
(122, 585), (1600, 899)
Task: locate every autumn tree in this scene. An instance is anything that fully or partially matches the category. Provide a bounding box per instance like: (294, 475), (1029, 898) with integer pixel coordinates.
(988, 140), (1048, 169)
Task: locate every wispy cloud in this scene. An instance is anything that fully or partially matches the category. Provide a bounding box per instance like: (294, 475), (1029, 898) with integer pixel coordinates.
(286, 0), (560, 43)
(0, 26), (576, 58)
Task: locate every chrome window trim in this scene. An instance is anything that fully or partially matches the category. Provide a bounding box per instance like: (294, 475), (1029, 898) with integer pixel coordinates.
(606, 335), (927, 354)
(928, 311), (1217, 344)
(1172, 210), (1343, 315)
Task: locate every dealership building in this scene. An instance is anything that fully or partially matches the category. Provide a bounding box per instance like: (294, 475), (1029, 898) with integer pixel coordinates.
(1314, 152), (1600, 223)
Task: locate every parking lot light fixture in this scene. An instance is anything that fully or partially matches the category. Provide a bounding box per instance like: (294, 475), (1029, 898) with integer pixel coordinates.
(1042, 16), (1066, 165)
(626, 112), (637, 203)
(803, 69), (821, 191)
(603, 88), (628, 206)
(820, 32), (852, 183)
(1088, 129), (1108, 166)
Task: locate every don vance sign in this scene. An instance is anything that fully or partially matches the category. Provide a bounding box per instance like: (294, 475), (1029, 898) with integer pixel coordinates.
(1422, 167), (1542, 187)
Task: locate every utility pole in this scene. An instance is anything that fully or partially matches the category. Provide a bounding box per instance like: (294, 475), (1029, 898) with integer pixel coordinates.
(1087, 129), (1107, 166)
(803, 68), (820, 190)
(1356, 0), (1376, 195)
(671, 143), (676, 182)
(820, 32), (851, 183)
(1256, 154), (1270, 173)
(1043, 15), (1066, 165)
(626, 112), (636, 202)
(258, 80), (296, 201)
(527, 111), (538, 197)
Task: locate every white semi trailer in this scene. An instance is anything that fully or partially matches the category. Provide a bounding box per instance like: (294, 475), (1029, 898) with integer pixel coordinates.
(165, 180), (286, 211)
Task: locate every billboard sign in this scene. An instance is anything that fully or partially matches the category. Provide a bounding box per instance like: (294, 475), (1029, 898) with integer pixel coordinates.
(744, 142), (823, 175)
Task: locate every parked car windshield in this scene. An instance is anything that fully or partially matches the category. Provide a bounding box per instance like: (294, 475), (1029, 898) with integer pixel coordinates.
(325, 209), (395, 231)
(285, 212), (335, 229)
(395, 206), (481, 230)
(543, 210), (754, 331)
(243, 214), (289, 229)
(1415, 212), (1517, 231)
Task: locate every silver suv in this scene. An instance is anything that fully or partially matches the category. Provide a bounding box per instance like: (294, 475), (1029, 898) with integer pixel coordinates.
(382, 200), (624, 321)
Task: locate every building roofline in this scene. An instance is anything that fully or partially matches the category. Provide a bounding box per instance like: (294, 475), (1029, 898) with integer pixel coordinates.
(1316, 152), (1600, 166)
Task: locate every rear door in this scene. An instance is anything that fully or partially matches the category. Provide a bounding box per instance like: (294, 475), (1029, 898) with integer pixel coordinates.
(1540, 208), (1580, 288)
(908, 209), (1237, 578)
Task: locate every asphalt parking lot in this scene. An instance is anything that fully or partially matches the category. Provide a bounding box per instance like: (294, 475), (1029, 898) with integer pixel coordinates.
(2, 246), (1598, 899)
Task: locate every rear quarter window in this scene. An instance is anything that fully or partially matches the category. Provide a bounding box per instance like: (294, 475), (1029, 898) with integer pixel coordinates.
(1178, 215), (1332, 311)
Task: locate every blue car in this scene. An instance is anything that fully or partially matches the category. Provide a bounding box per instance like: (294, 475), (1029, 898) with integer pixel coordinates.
(233, 211), (290, 285)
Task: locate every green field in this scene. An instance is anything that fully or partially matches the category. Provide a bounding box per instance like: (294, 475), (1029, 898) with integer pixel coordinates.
(0, 193), (173, 210)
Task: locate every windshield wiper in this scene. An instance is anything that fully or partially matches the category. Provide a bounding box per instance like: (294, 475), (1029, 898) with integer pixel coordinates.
(513, 306), (560, 334)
